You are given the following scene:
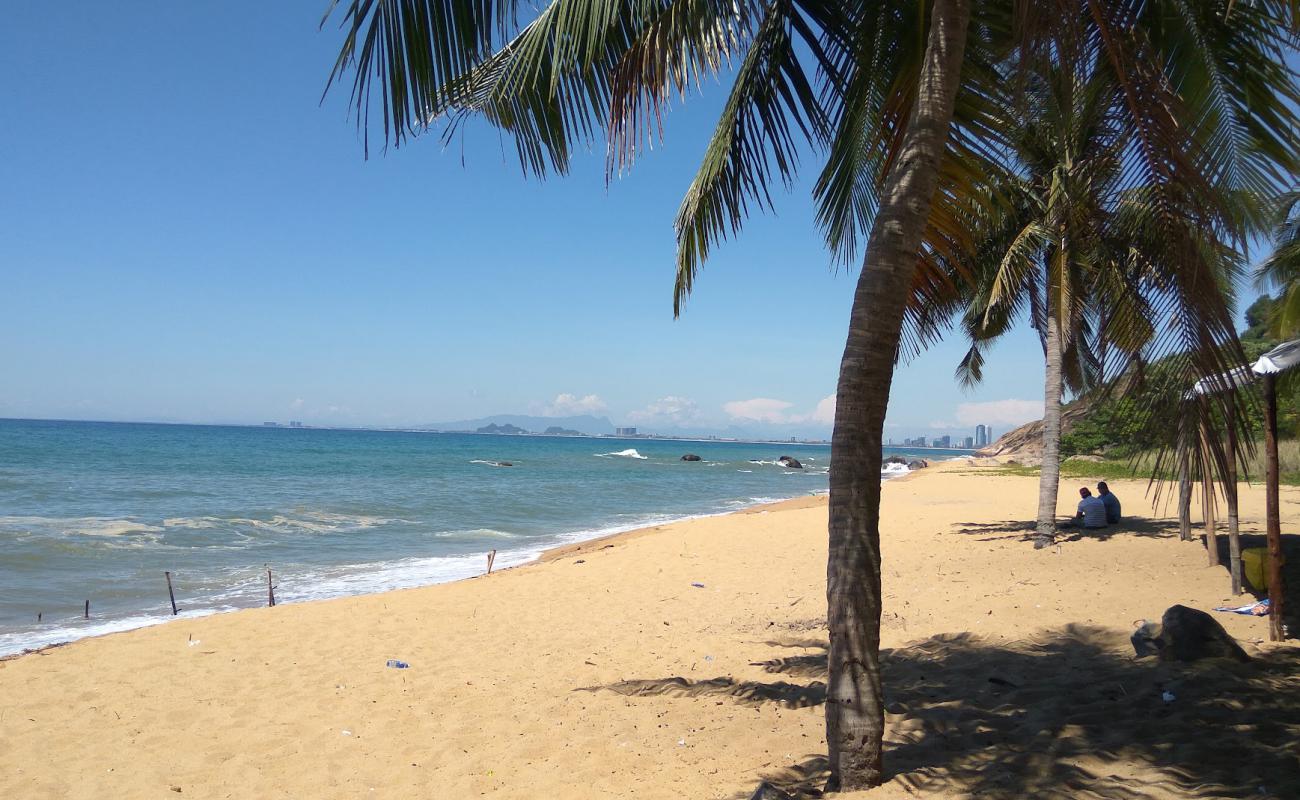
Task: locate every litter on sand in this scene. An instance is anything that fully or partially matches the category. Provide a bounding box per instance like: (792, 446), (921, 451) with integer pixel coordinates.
(1213, 599), (1270, 616)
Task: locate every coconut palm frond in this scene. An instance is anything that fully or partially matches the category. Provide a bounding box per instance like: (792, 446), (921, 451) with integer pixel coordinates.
(671, 0), (835, 315)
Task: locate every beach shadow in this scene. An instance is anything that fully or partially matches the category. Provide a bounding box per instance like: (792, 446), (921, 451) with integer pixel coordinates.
(953, 517), (1179, 544)
(585, 626), (1300, 799)
(578, 675), (826, 709)
(1206, 530), (1300, 636)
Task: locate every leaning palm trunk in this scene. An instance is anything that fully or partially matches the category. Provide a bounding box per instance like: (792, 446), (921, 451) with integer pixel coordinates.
(1036, 311), (1064, 539)
(826, 0), (970, 790)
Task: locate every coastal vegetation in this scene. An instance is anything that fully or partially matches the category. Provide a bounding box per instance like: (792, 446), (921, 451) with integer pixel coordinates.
(322, 0), (1299, 790)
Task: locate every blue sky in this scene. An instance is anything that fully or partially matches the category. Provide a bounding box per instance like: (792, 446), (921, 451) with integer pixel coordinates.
(0, 3), (1253, 441)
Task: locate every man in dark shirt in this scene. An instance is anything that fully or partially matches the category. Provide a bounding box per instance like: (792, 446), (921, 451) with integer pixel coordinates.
(1097, 481), (1121, 524)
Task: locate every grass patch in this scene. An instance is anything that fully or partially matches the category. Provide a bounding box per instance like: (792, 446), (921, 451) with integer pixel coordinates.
(990, 439), (1300, 486)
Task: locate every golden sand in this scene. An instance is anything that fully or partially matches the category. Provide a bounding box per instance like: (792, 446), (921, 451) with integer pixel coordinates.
(1, 462), (1296, 799)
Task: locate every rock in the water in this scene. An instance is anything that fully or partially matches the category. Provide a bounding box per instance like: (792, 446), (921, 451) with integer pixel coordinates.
(907, 459), (929, 470)
(497, 461), (513, 467)
(1131, 605), (1251, 663)
(883, 455), (909, 466)
(778, 456), (803, 469)
(680, 454), (702, 461)
(748, 782), (795, 800)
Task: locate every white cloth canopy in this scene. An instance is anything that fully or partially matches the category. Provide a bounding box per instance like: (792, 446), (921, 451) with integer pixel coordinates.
(1187, 365), (1255, 398)
(1251, 339), (1300, 375)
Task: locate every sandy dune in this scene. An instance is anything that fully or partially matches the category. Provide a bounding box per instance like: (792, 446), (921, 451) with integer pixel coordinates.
(1, 463), (1297, 799)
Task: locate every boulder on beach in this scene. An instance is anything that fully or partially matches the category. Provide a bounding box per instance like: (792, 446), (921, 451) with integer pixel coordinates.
(680, 454), (702, 462)
(778, 456), (803, 469)
(907, 459), (929, 470)
(1131, 605), (1250, 663)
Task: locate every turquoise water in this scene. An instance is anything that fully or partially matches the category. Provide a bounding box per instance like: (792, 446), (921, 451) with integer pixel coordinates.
(0, 419), (960, 655)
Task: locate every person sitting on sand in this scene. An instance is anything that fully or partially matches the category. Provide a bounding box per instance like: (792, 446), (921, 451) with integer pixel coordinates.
(1075, 487), (1108, 529)
(1097, 481), (1121, 524)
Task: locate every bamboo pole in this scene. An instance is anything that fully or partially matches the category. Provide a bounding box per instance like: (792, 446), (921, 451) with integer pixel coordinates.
(1262, 374), (1286, 641)
(266, 567), (276, 608)
(1199, 401), (1220, 566)
(1225, 401), (1242, 595)
(84, 600), (89, 620)
(1178, 412), (1192, 542)
(165, 571), (179, 615)
(486, 549), (497, 575)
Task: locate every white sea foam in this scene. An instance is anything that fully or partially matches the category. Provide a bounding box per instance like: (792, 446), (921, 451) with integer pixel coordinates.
(0, 515), (163, 537)
(161, 512), (405, 534)
(432, 528), (521, 540)
(597, 448), (647, 459)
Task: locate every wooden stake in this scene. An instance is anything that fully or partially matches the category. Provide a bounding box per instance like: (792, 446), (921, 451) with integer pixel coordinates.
(1225, 401), (1242, 595)
(1199, 401), (1220, 567)
(1263, 374), (1286, 641)
(266, 567), (276, 607)
(37, 612), (42, 623)
(84, 600), (89, 620)
(487, 549), (497, 575)
(1178, 412), (1192, 542)
(165, 571), (179, 615)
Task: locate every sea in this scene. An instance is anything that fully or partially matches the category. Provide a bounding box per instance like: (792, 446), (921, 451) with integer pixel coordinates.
(0, 418), (966, 656)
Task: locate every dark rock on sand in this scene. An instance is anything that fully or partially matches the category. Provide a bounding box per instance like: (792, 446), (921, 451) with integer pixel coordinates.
(681, 454), (702, 462)
(748, 781), (796, 800)
(778, 456), (803, 469)
(1131, 605), (1251, 663)
(907, 459), (929, 470)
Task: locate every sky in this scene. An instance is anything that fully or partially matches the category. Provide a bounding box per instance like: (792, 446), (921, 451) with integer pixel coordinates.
(0, 3), (1262, 442)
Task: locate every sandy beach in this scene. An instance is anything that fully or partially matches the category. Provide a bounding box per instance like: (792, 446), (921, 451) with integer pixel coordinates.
(2, 462), (1297, 799)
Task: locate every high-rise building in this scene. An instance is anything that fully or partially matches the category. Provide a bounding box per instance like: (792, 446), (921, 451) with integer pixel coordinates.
(934, 435), (951, 448)
(962, 436), (974, 449)
(975, 424), (987, 446)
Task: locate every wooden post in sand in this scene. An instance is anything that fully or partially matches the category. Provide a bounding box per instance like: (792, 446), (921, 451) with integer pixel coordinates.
(1262, 374), (1286, 641)
(1198, 400), (1220, 567)
(84, 600), (89, 620)
(1178, 411), (1192, 542)
(266, 567), (276, 607)
(1224, 401), (1243, 595)
(486, 549), (497, 575)
(165, 571), (179, 615)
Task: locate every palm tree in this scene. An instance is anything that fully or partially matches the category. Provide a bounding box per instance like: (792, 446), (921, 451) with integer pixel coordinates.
(957, 10), (1298, 547)
(321, 0), (1298, 790)
(1257, 191), (1300, 336)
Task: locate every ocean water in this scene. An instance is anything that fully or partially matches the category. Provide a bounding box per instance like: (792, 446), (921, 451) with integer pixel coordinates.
(0, 419), (961, 656)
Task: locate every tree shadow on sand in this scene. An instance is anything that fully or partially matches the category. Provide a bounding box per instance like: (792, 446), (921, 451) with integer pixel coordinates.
(952, 517), (1181, 543)
(583, 626), (1300, 799)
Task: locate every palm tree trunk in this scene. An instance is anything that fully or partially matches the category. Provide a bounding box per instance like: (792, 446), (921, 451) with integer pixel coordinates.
(825, 0), (970, 791)
(1035, 311), (1064, 539)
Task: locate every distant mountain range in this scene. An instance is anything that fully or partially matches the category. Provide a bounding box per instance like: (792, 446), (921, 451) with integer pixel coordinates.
(420, 414), (615, 436)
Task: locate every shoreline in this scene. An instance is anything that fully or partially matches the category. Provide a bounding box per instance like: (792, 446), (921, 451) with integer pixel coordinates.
(0, 463), (942, 661)
(8, 460), (1286, 799)
(0, 486), (848, 661)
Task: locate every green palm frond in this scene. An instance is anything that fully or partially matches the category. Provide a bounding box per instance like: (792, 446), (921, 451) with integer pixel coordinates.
(671, 0), (835, 315)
